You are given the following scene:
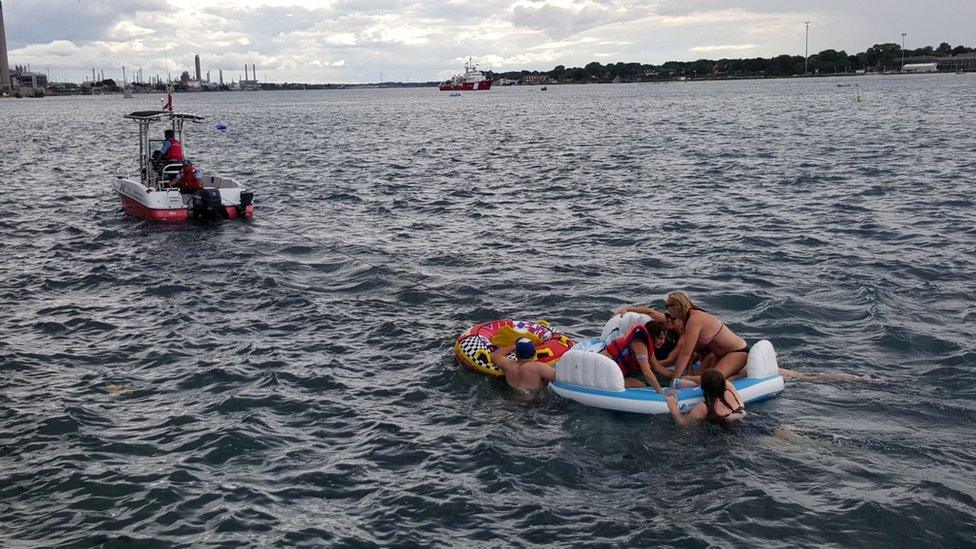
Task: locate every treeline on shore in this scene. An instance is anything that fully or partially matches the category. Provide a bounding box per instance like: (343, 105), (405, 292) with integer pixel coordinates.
(493, 42), (976, 83)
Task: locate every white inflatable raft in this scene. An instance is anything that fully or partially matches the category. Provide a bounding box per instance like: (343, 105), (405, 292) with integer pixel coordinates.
(550, 338), (784, 414)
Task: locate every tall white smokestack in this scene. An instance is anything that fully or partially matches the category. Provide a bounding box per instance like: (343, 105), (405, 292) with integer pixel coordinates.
(0, 1), (12, 91)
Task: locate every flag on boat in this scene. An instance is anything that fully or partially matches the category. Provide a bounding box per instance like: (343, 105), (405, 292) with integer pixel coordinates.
(162, 85), (173, 111)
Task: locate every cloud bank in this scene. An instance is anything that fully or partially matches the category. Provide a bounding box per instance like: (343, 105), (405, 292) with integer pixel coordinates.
(2, 0), (972, 83)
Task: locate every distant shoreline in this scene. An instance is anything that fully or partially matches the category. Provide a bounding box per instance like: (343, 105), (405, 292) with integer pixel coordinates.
(3, 69), (968, 99)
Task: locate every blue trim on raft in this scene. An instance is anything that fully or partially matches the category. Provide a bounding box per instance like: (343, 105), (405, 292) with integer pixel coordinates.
(550, 375), (783, 404)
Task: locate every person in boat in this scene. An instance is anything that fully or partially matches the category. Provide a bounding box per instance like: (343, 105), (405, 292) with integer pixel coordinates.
(666, 369), (746, 425)
(665, 291), (751, 381)
(601, 320), (673, 392)
(169, 160), (205, 194)
(490, 338), (556, 397)
(152, 129), (184, 173)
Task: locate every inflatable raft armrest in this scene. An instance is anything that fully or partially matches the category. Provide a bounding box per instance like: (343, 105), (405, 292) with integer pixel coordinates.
(600, 312), (652, 342)
(555, 350), (625, 392)
(746, 340), (779, 378)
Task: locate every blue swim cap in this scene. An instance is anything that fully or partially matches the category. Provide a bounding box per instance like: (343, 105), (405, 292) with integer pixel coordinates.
(515, 338), (537, 359)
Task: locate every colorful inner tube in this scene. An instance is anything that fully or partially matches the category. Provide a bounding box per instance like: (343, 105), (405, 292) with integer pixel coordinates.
(454, 320), (575, 377)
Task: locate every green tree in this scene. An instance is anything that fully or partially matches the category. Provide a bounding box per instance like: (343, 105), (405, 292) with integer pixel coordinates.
(864, 43), (901, 67)
(584, 61), (604, 79)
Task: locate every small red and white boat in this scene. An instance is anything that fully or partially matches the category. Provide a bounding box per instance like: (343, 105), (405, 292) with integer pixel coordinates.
(439, 58), (493, 91)
(111, 100), (253, 222)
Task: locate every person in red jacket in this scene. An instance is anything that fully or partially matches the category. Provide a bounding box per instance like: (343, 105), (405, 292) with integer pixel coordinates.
(160, 129), (183, 162)
(171, 160), (204, 194)
(601, 320), (672, 392)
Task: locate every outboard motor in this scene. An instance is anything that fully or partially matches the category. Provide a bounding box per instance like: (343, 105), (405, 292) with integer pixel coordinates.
(237, 191), (254, 218)
(191, 188), (227, 219)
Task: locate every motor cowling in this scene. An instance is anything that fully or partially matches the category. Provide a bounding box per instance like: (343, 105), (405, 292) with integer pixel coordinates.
(237, 191), (254, 218)
(191, 188), (227, 219)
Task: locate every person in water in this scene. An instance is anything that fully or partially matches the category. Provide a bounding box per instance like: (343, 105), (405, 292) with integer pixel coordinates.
(666, 369), (746, 425)
(601, 320), (673, 392)
(490, 338), (556, 396)
(665, 291), (751, 381)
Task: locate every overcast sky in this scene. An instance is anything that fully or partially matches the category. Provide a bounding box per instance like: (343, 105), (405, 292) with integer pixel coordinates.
(3, 0), (974, 83)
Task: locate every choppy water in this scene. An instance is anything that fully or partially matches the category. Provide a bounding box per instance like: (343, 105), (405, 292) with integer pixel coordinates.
(2, 75), (975, 547)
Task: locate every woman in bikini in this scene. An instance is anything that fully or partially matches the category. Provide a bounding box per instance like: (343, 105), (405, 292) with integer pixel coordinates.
(666, 369), (746, 425)
(666, 291), (751, 381)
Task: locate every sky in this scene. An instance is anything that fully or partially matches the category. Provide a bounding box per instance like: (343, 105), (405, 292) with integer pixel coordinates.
(2, 0), (974, 84)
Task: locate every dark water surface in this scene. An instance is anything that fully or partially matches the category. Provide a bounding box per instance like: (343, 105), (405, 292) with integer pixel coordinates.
(2, 75), (975, 547)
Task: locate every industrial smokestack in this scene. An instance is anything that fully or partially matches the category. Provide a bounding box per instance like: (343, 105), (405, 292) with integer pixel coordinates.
(244, 64), (248, 81)
(194, 54), (201, 81)
(0, 1), (10, 91)
(219, 69), (223, 86)
(252, 64), (255, 82)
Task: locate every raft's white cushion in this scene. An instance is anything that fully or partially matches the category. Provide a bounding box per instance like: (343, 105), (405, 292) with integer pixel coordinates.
(600, 312), (652, 342)
(555, 350), (625, 392)
(746, 340), (779, 378)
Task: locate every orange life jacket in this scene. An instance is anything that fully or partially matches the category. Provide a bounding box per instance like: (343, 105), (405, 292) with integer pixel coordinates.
(165, 138), (183, 161)
(178, 165), (202, 192)
(605, 323), (651, 374)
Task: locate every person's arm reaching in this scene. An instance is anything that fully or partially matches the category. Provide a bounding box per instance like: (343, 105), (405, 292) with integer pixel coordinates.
(630, 340), (665, 393)
(490, 345), (517, 377)
(670, 321), (701, 381)
(667, 393), (698, 426)
(614, 305), (666, 322)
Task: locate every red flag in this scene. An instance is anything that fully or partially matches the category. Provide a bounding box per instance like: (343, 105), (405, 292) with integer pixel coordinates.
(163, 85), (173, 111)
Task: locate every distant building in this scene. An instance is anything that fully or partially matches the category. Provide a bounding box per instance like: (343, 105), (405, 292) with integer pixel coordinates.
(194, 54), (201, 81)
(938, 52), (976, 71)
(11, 65), (47, 88)
(902, 63), (938, 73)
(520, 74), (554, 85)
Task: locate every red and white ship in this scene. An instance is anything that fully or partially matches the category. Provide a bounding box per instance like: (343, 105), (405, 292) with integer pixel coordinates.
(111, 94), (253, 222)
(439, 58), (493, 91)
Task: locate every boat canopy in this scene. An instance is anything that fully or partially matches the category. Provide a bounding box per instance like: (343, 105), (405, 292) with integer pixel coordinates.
(123, 111), (205, 122)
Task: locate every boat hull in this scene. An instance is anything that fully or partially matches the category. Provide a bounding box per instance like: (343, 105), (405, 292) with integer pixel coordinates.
(439, 80), (492, 91)
(112, 177), (253, 223)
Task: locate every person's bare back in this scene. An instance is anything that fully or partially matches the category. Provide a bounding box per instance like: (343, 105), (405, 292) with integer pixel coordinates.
(490, 339), (557, 395)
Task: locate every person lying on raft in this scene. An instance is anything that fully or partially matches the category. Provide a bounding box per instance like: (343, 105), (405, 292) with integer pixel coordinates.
(666, 369), (746, 426)
(666, 291), (752, 382)
(490, 338), (556, 397)
(601, 320), (673, 392)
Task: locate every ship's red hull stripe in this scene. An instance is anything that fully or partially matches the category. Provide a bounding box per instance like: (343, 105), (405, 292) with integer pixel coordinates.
(439, 80), (493, 91)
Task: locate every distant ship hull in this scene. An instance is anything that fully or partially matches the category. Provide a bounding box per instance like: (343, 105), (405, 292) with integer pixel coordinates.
(439, 80), (492, 91)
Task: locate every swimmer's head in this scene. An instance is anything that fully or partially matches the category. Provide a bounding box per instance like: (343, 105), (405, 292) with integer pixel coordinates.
(515, 338), (537, 360)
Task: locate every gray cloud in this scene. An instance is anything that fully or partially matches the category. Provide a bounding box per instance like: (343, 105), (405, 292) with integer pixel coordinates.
(2, 0), (163, 48)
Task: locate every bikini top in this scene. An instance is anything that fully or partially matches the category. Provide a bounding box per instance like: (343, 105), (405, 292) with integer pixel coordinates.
(687, 308), (725, 352)
(708, 390), (745, 421)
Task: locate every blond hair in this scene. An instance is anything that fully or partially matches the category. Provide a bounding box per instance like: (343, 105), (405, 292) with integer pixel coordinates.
(665, 291), (695, 319)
